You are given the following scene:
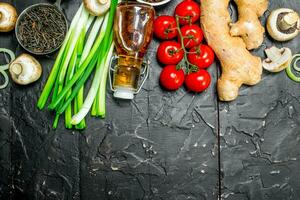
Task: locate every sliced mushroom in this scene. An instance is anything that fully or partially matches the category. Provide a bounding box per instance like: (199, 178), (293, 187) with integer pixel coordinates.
(9, 53), (42, 85)
(267, 8), (300, 41)
(0, 2), (17, 32)
(83, 0), (111, 16)
(262, 46), (292, 73)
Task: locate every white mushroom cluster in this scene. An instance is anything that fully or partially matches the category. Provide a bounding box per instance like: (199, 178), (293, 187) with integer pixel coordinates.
(0, 2), (17, 32)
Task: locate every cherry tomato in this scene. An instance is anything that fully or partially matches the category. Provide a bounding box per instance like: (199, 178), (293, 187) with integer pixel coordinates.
(185, 70), (211, 92)
(188, 45), (215, 69)
(179, 25), (203, 49)
(160, 65), (185, 90)
(157, 41), (184, 65)
(154, 16), (178, 40)
(174, 0), (201, 25)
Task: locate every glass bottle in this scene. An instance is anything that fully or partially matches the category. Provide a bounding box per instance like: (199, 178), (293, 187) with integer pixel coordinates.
(113, 2), (155, 99)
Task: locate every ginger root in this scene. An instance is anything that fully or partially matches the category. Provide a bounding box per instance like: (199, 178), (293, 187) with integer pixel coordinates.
(200, 0), (268, 101)
(230, 0), (268, 50)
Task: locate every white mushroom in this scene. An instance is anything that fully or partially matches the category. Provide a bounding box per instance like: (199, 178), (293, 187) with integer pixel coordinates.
(0, 2), (17, 32)
(267, 8), (300, 41)
(83, 0), (111, 16)
(9, 53), (42, 85)
(262, 46), (292, 73)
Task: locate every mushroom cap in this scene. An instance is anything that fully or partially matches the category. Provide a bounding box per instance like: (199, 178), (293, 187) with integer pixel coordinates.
(9, 53), (42, 85)
(267, 8), (300, 42)
(0, 2), (17, 32)
(262, 46), (292, 73)
(83, 0), (111, 16)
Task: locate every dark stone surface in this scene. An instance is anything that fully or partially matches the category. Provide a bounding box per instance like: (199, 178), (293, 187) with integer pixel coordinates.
(0, 0), (299, 200)
(220, 1), (300, 199)
(0, 1), (14, 199)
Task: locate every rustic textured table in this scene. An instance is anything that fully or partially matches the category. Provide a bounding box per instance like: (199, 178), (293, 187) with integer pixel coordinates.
(0, 0), (299, 199)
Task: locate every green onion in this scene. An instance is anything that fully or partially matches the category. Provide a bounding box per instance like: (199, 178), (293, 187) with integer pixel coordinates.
(56, 0), (117, 116)
(57, 9), (89, 98)
(97, 43), (115, 117)
(64, 40), (80, 129)
(53, 114), (60, 129)
(74, 29), (87, 130)
(47, 12), (111, 111)
(80, 16), (104, 65)
(94, 34), (114, 117)
(54, 8), (92, 129)
(91, 95), (97, 116)
(70, 33), (114, 125)
(286, 54), (300, 82)
(37, 1), (118, 129)
(51, 47), (99, 112)
(52, 35), (75, 129)
(37, 4), (84, 109)
(74, 16), (104, 129)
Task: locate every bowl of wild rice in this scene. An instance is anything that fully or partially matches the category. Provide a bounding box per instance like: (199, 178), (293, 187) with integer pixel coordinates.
(137, 0), (172, 7)
(15, 3), (67, 55)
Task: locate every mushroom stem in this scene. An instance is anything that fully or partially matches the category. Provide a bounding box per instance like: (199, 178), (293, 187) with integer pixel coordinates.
(10, 63), (22, 75)
(263, 46), (292, 73)
(98, 0), (108, 4)
(279, 12), (299, 31)
(265, 46), (283, 61)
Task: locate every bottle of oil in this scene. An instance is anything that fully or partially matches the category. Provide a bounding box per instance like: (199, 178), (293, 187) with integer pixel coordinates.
(113, 2), (155, 99)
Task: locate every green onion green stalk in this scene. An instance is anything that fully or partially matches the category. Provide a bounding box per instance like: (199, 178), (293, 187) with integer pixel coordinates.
(37, 1), (118, 129)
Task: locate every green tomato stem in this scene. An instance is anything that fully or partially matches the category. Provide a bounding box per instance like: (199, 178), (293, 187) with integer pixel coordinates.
(175, 15), (198, 74)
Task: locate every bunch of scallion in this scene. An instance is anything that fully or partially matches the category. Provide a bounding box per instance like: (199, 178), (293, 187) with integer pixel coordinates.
(37, 2), (117, 130)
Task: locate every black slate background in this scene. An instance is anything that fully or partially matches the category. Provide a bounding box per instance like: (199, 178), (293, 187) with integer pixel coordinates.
(0, 0), (299, 200)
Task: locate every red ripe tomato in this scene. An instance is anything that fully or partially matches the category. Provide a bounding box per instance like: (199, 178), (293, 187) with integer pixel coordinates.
(185, 70), (211, 92)
(154, 16), (178, 40)
(179, 25), (203, 49)
(188, 45), (215, 69)
(157, 41), (184, 65)
(174, 0), (201, 25)
(160, 65), (185, 90)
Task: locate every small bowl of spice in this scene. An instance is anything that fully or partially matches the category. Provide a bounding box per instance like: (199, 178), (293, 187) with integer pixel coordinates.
(136, 0), (172, 7)
(15, 3), (67, 55)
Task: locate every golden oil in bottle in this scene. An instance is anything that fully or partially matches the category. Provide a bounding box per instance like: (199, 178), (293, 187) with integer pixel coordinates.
(112, 2), (155, 99)
(113, 56), (142, 91)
